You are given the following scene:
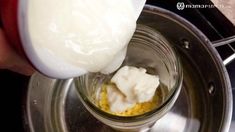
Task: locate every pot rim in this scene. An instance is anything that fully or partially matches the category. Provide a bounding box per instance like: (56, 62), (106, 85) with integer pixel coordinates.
(143, 4), (232, 131)
(24, 4), (233, 132)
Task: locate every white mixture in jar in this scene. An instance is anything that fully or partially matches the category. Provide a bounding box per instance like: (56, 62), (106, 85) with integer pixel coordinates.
(107, 66), (160, 113)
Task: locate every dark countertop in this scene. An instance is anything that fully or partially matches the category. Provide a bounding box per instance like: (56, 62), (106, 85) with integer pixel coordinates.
(0, 70), (29, 132)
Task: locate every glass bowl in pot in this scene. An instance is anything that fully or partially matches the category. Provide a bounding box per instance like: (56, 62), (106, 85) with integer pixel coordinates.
(74, 24), (183, 131)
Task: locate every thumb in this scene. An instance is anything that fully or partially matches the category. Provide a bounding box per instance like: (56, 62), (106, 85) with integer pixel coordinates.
(0, 29), (35, 76)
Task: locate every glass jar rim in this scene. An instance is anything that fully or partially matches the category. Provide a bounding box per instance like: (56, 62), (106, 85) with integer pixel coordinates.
(75, 24), (183, 122)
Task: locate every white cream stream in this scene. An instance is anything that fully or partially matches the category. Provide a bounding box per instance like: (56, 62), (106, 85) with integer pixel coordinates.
(25, 0), (146, 78)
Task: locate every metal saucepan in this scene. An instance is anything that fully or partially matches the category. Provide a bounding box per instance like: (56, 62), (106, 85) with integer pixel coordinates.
(25, 5), (233, 132)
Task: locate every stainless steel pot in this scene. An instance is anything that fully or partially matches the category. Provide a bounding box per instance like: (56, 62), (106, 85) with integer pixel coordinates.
(25, 5), (233, 132)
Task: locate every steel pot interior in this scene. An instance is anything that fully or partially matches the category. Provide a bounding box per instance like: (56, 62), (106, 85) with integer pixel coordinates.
(26, 5), (232, 132)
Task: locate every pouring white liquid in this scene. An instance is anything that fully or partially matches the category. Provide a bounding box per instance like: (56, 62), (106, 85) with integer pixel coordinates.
(22, 0), (145, 78)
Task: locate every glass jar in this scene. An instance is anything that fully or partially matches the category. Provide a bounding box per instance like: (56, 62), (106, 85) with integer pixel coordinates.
(74, 24), (183, 131)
